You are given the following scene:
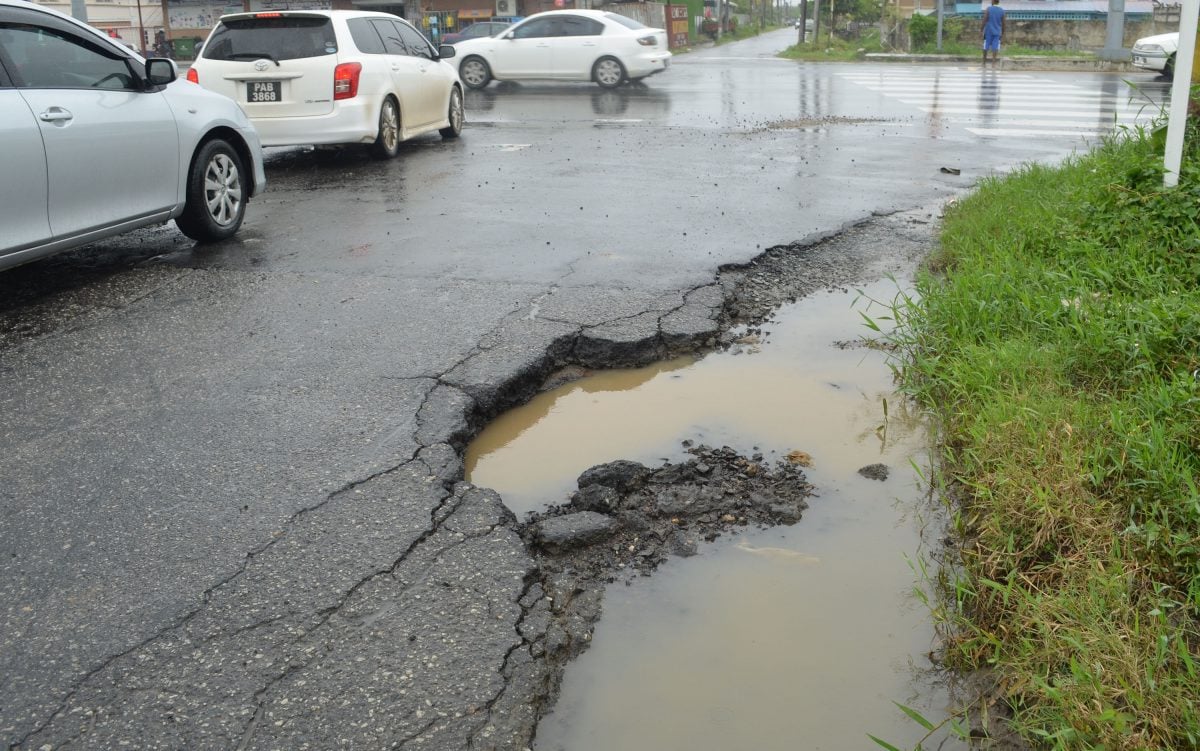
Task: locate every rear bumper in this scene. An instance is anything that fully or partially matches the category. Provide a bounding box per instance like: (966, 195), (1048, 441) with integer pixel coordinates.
(251, 98), (379, 147)
(626, 50), (672, 79)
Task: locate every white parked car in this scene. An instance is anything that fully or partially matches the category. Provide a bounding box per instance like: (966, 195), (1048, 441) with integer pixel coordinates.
(0, 0), (266, 271)
(1131, 31), (1179, 79)
(452, 9), (671, 89)
(189, 10), (464, 158)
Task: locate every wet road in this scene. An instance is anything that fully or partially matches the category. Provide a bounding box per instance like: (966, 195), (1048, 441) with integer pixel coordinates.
(0, 29), (1173, 749)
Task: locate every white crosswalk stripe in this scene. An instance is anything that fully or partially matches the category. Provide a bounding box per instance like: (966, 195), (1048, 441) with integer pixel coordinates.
(840, 71), (1162, 139)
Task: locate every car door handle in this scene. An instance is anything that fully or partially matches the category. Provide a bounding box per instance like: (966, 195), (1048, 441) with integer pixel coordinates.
(38, 107), (73, 124)
(391, 64), (401, 71)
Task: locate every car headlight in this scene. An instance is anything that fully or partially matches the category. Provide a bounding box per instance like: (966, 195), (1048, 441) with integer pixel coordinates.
(1136, 44), (1163, 54)
(637, 35), (657, 46)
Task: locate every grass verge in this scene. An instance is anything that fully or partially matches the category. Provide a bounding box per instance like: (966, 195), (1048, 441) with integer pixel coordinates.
(778, 32), (1105, 61)
(887, 115), (1200, 748)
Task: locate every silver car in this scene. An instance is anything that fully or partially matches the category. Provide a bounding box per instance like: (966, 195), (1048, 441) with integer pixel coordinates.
(0, 0), (266, 271)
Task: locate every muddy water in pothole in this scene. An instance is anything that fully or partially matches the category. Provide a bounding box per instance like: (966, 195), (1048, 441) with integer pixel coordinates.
(466, 280), (958, 750)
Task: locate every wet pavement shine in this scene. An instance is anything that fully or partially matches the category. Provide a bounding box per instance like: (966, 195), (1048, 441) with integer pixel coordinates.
(0, 27), (1172, 749)
(467, 280), (955, 749)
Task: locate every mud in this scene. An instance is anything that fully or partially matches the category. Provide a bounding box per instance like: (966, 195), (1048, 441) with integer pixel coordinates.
(527, 447), (813, 579)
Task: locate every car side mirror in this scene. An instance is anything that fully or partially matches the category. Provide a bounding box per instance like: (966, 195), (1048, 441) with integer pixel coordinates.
(145, 58), (177, 86)
(438, 44), (456, 59)
(502, 31), (515, 40)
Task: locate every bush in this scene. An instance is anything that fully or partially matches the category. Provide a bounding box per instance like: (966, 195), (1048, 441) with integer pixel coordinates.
(908, 12), (936, 49)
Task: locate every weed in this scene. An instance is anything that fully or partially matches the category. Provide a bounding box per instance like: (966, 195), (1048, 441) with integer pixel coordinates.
(884, 121), (1200, 747)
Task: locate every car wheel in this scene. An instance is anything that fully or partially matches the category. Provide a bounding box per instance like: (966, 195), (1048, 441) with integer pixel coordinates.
(460, 56), (492, 89)
(175, 138), (246, 242)
(440, 87), (464, 139)
(1163, 54), (1175, 80)
(593, 56), (626, 88)
(370, 97), (401, 159)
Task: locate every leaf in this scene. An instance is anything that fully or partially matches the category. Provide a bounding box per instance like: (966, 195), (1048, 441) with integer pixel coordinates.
(894, 701), (936, 731)
(866, 734), (904, 751)
(859, 310), (883, 333)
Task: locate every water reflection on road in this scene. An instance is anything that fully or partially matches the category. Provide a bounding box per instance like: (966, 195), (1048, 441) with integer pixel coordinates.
(467, 279), (962, 750)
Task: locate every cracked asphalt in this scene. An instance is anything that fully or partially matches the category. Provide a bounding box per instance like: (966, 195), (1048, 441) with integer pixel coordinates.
(1, 30), (1136, 750)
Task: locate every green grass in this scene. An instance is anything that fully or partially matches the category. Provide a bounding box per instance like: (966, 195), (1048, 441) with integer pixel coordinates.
(778, 26), (1105, 61)
(778, 30), (885, 60)
(916, 40), (1093, 56)
(886, 117), (1200, 748)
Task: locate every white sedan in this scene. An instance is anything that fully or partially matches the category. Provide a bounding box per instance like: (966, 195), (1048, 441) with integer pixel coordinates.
(1131, 32), (1179, 80)
(452, 9), (670, 89)
(0, 0), (266, 270)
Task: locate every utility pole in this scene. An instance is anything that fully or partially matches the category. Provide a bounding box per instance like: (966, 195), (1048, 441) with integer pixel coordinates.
(799, 0), (808, 42)
(812, 0), (820, 44)
(135, 0), (146, 54)
(71, 0), (87, 22)
(936, 0), (943, 50)
(1099, 0), (1130, 61)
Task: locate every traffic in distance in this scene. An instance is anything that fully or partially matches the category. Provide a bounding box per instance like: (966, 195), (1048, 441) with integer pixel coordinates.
(0, 2), (669, 269)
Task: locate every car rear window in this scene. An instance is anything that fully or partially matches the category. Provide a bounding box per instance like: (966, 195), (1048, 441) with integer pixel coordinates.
(604, 13), (646, 30)
(202, 16), (337, 62)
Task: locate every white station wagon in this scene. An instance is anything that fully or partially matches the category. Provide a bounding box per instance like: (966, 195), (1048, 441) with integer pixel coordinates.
(189, 10), (464, 158)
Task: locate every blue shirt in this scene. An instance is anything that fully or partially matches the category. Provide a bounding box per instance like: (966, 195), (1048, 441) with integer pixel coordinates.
(984, 5), (1004, 35)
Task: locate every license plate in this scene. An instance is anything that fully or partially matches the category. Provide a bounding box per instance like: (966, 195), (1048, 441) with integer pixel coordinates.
(247, 81), (280, 103)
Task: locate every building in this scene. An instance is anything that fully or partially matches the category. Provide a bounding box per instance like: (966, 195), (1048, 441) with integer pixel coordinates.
(31, 0), (165, 52)
(154, 0), (694, 58)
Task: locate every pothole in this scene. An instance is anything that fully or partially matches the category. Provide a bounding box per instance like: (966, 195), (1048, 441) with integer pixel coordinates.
(467, 276), (961, 749)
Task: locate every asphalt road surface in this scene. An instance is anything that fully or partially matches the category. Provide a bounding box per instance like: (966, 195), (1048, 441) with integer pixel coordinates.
(0, 29), (1172, 750)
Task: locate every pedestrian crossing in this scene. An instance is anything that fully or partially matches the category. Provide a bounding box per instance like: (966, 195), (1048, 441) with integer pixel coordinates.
(840, 69), (1167, 139)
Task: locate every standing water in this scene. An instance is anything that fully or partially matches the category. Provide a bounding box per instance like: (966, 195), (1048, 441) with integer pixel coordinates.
(466, 279), (959, 750)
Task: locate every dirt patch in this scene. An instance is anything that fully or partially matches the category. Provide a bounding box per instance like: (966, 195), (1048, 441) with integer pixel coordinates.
(525, 445), (813, 579)
(752, 116), (893, 132)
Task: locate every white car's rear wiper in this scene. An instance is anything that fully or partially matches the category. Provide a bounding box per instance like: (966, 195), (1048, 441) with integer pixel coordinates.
(226, 52), (281, 65)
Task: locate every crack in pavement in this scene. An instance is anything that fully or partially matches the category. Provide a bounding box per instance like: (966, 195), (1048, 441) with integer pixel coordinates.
(12, 452), (431, 749)
(233, 486), (464, 748)
(7, 205), (945, 751)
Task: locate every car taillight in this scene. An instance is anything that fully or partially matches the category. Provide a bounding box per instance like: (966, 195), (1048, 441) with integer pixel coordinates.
(637, 35), (657, 46)
(186, 67), (199, 84)
(333, 62), (361, 100)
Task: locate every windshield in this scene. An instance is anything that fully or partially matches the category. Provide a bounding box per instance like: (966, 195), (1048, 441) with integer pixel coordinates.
(604, 13), (646, 30)
(202, 16), (336, 61)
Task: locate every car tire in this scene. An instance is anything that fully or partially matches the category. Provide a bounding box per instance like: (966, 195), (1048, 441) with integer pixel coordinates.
(440, 87), (464, 139)
(370, 97), (401, 159)
(175, 138), (246, 242)
(1163, 54), (1175, 80)
(593, 56), (626, 89)
(460, 56), (492, 89)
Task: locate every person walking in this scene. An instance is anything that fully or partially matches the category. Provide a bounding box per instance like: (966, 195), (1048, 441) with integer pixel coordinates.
(981, 0), (1005, 66)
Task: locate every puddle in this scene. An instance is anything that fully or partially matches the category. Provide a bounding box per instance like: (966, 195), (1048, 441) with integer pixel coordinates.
(466, 279), (958, 750)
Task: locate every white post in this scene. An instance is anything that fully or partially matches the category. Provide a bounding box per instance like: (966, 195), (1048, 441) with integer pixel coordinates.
(1164, 0), (1199, 188)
